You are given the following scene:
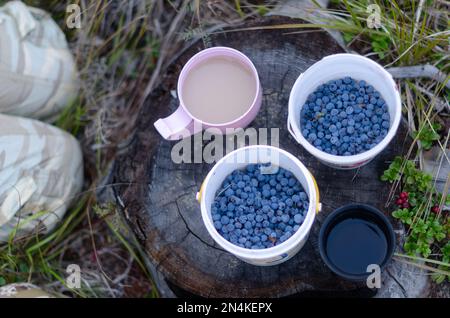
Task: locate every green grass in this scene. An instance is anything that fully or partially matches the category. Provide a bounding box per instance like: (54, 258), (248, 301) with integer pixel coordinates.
(0, 195), (89, 296)
(0, 0), (160, 297)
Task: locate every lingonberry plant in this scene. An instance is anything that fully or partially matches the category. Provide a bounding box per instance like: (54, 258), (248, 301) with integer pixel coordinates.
(382, 156), (450, 283)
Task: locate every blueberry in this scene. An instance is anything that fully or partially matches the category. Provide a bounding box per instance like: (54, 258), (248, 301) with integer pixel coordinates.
(294, 214), (303, 224)
(221, 216), (230, 225)
(330, 136), (339, 145)
(214, 221), (222, 229)
(246, 165), (256, 173)
(251, 236), (260, 243)
(346, 106), (354, 114)
(285, 198), (294, 207)
(288, 178), (297, 187)
(308, 133), (317, 142)
(329, 124), (337, 133)
(299, 192), (307, 200)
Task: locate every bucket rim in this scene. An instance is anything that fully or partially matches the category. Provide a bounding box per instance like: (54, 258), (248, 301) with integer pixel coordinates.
(288, 53), (402, 167)
(200, 145), (318, 261)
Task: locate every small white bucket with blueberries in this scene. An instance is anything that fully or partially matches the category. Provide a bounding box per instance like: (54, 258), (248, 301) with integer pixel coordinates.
(288, 53), (402, 169)
(196, 145), (320, 266)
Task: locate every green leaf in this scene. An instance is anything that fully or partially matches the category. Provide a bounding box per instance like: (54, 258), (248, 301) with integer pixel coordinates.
(0, 277), (5, 286)
(432, 273), (446, 284)
(422, 247), (432, 258)
(257, 5), (269, 16)
(19, 262), (29, 273)
(404, 243), (416, 254)
(381, 157), (403, 182)
(435, 232), (446, 241)
(343, 32), (355, 43)
(412, 122), (441, 150)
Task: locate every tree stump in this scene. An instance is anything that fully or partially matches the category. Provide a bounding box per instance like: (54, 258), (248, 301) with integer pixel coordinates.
(111, 16), (411, 297)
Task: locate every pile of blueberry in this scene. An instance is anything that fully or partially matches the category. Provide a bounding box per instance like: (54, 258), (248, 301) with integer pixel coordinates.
(211, 164), (309, 249)
(300, 77), (390, 156)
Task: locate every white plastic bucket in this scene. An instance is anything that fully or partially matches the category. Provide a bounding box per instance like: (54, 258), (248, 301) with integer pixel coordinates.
(287, 54), (402, 169)
(196, 145), (321, 266)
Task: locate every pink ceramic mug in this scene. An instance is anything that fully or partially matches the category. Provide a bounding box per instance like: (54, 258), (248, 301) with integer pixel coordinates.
(154, 47), (262, 140)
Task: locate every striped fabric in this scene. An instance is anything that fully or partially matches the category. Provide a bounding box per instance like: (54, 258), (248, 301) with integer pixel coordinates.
(0, 283), (55, 298)
(0, 2), (83, 241)
(0, 114), (83, 241)
(0, 1), (79, 119)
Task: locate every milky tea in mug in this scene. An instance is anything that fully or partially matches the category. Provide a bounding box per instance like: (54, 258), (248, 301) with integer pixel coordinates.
(154, 47), (262, 140)
(182, 56), (257, 124)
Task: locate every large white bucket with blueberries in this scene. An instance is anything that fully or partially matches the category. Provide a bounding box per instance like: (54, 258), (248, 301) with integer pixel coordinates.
(287, 53), (402, 169)
(196, 145), (320, 266)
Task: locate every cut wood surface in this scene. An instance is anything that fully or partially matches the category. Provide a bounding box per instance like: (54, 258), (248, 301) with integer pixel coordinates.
(111, 16), (413, 297)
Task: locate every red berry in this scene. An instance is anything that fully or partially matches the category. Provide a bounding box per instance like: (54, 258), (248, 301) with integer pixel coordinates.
(396, 198), (404, 206)
(400, 192), (408, 199)
(402, 202), (410, 209)
(431, 206), (440, 214)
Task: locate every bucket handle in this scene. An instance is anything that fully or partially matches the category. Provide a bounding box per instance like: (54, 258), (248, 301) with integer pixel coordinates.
(196, 182), (205, 203)
(308, 171), (321, 214)
(287, 112), (302, 144)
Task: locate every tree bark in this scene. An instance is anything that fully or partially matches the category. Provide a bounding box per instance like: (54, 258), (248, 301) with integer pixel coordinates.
(111, 16), (412, 297)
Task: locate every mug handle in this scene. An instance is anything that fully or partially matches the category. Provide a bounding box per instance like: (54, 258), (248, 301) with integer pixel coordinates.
(154, 105), (194, 140)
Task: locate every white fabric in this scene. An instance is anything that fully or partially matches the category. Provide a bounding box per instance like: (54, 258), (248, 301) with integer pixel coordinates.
(0, 1), (79, 119)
